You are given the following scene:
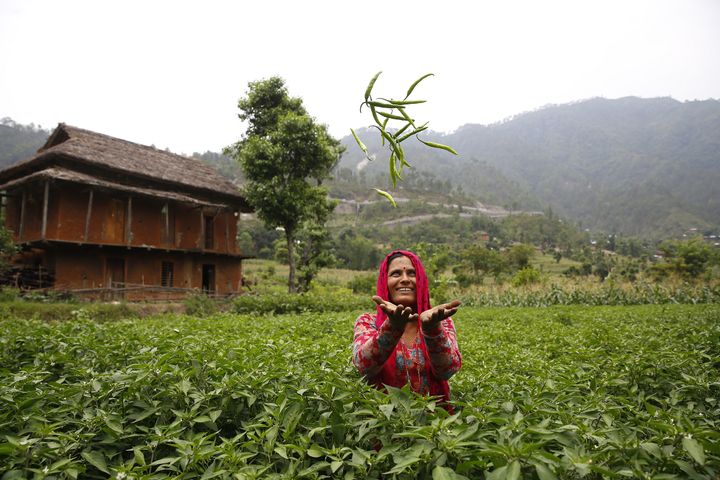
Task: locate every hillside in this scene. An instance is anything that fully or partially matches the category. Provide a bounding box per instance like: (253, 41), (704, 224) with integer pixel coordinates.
(3, 97), (719, 240)
(339, 97), (720, 238)
(0, 118), (50, 169)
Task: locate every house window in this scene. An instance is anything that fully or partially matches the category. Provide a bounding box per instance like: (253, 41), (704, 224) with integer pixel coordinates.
(204, 215), (214, 249)
(161, 262), (174, 287)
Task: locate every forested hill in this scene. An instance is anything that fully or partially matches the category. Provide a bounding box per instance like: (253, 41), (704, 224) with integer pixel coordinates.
(339, 97), (720, 238)
(0, 119), (51, 169)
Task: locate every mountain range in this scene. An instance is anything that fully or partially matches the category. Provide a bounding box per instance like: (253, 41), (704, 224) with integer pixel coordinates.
(338, 96), (720, 238)
(2, 96), (719, 239)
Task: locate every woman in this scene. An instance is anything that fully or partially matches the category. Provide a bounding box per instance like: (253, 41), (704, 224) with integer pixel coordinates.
(353, 250), (462, 404)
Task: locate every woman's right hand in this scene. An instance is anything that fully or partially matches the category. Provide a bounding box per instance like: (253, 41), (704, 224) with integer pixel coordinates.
(372, 295), (418, 331)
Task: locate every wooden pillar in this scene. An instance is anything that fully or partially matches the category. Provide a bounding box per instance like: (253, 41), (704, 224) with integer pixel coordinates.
(18, 189), (26, 241)
(224, 212), (229, 253)
(126, 196), (133, 245)
(83, 189), (94, 243)
(41, 181), (49, 240)
(199, 208), (204, 250)
(163, 202), (169, 245)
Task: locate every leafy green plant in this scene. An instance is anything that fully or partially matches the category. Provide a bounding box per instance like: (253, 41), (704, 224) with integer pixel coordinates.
(1, 305), (719, 477)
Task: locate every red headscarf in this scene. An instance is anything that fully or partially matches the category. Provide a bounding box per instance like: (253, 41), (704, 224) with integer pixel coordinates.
(374, 250), (451, 404)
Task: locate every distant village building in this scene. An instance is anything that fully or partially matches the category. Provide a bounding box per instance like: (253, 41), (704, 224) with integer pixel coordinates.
(0, 124), (252, 299)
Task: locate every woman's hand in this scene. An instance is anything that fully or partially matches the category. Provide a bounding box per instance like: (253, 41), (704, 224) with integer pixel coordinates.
(372, 295), (418, 330)
(419, 300), (461, 333)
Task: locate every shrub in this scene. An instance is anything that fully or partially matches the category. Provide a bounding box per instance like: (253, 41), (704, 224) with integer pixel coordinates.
(511, 266), (542, 287)
(0, 287), (20, 302)
(0, 301), (136, 321)
(347, 273), (376, 295)
(234, 289), (370, 315)
(184, 293), (219, 317)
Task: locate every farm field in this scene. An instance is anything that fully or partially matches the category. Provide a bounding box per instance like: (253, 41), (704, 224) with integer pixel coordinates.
(1, 305), (719, 479)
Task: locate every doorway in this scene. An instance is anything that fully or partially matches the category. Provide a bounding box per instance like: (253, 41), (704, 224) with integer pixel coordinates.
(105, 199), (126, 243)
(106, 258), (125, 300)
(202, 264), (215, 294)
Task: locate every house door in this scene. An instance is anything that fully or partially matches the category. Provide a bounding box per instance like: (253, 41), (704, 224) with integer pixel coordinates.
(106, 258), (125, 299)
(202, 264), (215, 294)
(105, 199), (126, 243)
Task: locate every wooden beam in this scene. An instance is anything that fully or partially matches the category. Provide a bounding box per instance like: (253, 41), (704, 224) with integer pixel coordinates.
(126, 196), (133, 245)
(83, 189), (94, 243)
(41, 181), (49, 240)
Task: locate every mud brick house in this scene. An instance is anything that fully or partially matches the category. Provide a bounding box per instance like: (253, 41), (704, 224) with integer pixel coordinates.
(0, 124), (252, 299)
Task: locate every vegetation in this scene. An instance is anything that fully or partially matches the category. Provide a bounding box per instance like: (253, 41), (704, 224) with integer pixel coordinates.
(1, 305), (718, 478)
(452, 280), (720, 308)
(0, 295), (138, 321)
(0, 222), (16, 274)
(0, 118), (49, 169)
(651, 236), (719, 280)
(226, 77), (344, 293)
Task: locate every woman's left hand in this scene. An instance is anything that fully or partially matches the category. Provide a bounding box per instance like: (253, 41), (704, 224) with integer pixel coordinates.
(419, 300), (461, 332)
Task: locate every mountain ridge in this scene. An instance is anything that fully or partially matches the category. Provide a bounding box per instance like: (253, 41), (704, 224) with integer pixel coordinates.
(338, 96), (720, 238)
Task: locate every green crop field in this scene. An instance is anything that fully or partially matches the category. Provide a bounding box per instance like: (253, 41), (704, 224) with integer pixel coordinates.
(1, 305), (719, 479)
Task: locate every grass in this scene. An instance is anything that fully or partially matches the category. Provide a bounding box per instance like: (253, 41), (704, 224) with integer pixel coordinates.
(531, 252), (583, 274)
(243, 259), (374, 291)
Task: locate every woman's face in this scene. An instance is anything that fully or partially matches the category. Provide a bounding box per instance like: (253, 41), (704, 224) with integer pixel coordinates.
(387, 255), (417, 308)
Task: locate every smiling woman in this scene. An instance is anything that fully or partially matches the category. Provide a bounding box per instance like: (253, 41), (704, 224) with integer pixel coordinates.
(352, 250), (462, 406)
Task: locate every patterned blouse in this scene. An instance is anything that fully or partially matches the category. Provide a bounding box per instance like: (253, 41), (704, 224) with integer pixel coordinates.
(353, 313), (462, 395)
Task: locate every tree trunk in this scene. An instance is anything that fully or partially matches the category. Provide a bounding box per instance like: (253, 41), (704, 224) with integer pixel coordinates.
(286, 229), (296, 293)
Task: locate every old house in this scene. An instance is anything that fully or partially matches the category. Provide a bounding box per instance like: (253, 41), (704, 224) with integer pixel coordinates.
(0, 124), (252, 299)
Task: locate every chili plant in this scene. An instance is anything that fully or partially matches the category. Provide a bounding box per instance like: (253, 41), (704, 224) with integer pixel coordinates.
(1, 305), (718, 478)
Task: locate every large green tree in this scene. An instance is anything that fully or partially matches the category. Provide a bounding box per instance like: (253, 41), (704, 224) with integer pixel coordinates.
(227, 77), (344, 292)
(655, 236), (717, 279)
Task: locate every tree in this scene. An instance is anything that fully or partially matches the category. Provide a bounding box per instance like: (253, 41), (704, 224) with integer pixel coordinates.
(295, 200), (337, 292)
(460, 244), (506, 283)
(227, 77), (344, 292)
(335, 230), (381, 271)
(656, 236), (715, 279)
(506, 244), (536, 270)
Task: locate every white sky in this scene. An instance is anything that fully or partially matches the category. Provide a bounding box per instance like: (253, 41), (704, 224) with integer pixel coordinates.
(1, 0), (719, 155)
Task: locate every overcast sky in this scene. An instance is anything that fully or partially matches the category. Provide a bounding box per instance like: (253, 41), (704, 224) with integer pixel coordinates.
(1, 0), (719, 155)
